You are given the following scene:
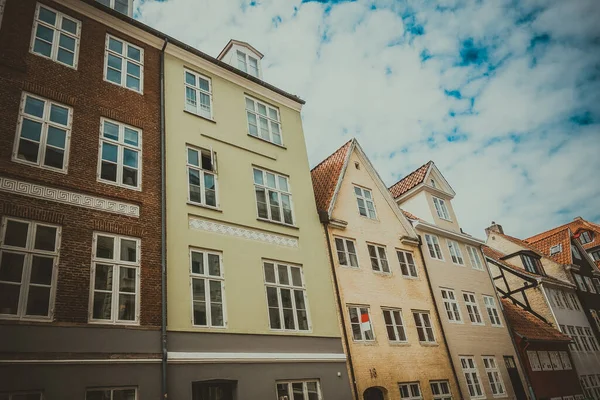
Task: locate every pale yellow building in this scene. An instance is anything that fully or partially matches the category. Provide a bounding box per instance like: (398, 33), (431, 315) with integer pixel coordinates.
(164, 40), (352, 399)
(311, 140), (459, 400)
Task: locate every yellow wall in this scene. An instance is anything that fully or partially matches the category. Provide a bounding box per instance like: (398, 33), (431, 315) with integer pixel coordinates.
(164, 53), (340, 337)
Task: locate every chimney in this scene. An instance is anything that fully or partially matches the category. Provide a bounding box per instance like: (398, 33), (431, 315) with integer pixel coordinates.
(485, 221), (504, 236)
(574, 216), (583, 221)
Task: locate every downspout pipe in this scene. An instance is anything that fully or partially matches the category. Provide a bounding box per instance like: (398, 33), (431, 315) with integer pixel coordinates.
(160, 37), (168, 400)
(320, 212), (359, 400)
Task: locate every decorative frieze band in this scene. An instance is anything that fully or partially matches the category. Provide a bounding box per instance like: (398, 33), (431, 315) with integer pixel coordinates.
(0, 177), (140, 218)
(189, 217), (299, 248)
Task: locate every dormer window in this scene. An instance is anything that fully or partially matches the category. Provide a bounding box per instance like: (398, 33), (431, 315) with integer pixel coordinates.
(217, 40), (264, 79)
(96, 0), (132, 17)
(521, 255), (541, 274)
(432, 197), (451, 221)
(549, 244), (562, 256)
(237, 50), (259, 77)
(580, 231), (593, 244)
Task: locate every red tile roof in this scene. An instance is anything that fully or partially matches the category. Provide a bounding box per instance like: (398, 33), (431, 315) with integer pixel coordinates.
(388, 161), (432, 199)
(501, 299), (571, 342)
(526, 230), (572, 265)
(401, 209), (421, 221)
(310, 140), (353, 213)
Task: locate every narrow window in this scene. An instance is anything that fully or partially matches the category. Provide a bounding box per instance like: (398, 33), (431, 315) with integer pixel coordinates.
(580, 231), (593, 244)
(187, 146), (217, 207)
(483, 295), (502, 327)
(574, 273), (587, 292)
(382, 308), (407, 342)
(348, 305), (373, 341)
(590, 250), (600, 261)
(466, 246), (484, 270)
(276, 380), (322, 400)
(463, 292), (484, 325)
(334, 237), (359, 268)
(521, 255), (540, 274)
(99, 118), (142, 189)
(90, 233), (139, 324)
(432, 197), (451, 220)
(86, 387), (137, 399)
(430, 381), (452, 400)
(367, 244), (390, 273)
(447, 240), (464, 265)
(460, 356), (484, 399)
(399, 383), (422, 400)
(559, 351), (572, 370)
(248, 55), (259, 77)
(190, 250), (225, 327)
(264, 262), (309, 331)
(441, 289), (462, 323)
(526, 350), (541, 371)
(413, 311), (435, 343)
(594, 278), (600, 293)
(104, 34), (144, 93)
(569, 293), (581, 310)
(184, 69), (212, 119)
(353, 186), (377, 219)
(397, 250), (418, 277)
(31, 4), (81, 68)
(424, 234), (443, 260)
(236, 50), (247, 72)
(0, 217), (60, 320)
(14, 92), (71, 171)
(245, 96), (282, 145)
(483, 357), (506, 397)
(584, 276), (597, 293)
(253, 168), (293, 225)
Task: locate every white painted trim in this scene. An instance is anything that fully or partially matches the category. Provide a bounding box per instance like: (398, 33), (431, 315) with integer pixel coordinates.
(0, 176), (140, 217)
(414, 220), (485, 246)
(2, 358), (160, 364)
(167, 352), (347, 363)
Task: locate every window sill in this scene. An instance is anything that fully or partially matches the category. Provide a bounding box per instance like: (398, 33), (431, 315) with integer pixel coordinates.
(388, 341), (411, 347)
(12, 157), (68, 175)
(358, 214), (379, 223)
(401, 275), (420, 280)
(0, 315), (52, 323)
(448, 320), (464, 325)
(257, 217), (299, 230)
(372, 270), (393, 277)
(88, 320), (140, 327)
(98, 177), (142, 192)
(187, 201), (223, 212)
(248, 133), (287, 149)
(184, 109), (216, 123)
(103, 77), (144, 95)
(191, 324), (227, 329)
(419, 342), (439, 347)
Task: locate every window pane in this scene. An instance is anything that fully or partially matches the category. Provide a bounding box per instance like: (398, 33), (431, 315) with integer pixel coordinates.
(59, 33), (76, 52)
(101, 161), (117, 182)
(193, 300), (207, 325)
(266, 173), (276, 188)
(93, 291), (112, 319)
(211, 302), (223, 326)
(126, 75), (140, 91)
(39, 6), (57, 25)
(47, 126), (67, 148)
(120, 239), (137, 262)
(103, 121), (119, 140)
(33, 39), (52, 57)
(24, 97), (45, 118)
(20, 119), (42, 142)
(5, 220), (29, 247)
(0, 252), (25, 283)
(247, 112), (258, 136)
(123, 148), (138, 168)
(62, 17), (78, 34)
(264, 263), (276, 283)
(124, 128), (139, 146)
(17, 139), (40, 162)
(36, 24), (54, 43)
(118, 293), (135, 320)
(278, 176), (288, 192)
(187, 148), (199, 166)
(114, 389), (136, 400)
(191, 252), (204, 274)
(30, 256), (53, 285)
(43, 146), (64, 169)
(109, 37), (123, 53)
(127, 61), (140, 77)
(96, 236), (114, 259)
(185, 71), (196, 86)
(94, 264), (113, 290)
(102, 142), (118, 162)
(255, 188), (268, 218)
(26, 285), (50, 316)
(0, 283), (20, 314)
(277, 265), (289, 284)
(122, 167), (138, 187)
(291, 267), (302, 286)
(33, 225), (56, 252)
(107, 67), (122, 84)
(208, 254), (220, 276)
(127, 45), (141, 61)
(119, 267), (136, 292)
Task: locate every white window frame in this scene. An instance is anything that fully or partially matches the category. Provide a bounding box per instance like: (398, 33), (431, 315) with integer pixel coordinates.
(584, 276), (597, 293)
(430, 380), (453, 400)
(13, 92), (72, 173)
(424, 234), (444, 260)
(263, 261), (310, 332)
(522, 255), (540, 274)
(399, 382), (422, 400)
(527, 350), (541, 371)
(413, 311), (436, 343)
(237, 50), (260, 77)
(537, 351), (553, 370)
(86, 387), (137, 400)
(104, 34), (144, 93)
(460, 356), (485, 399)
(397, 250), (418, 278)
(483, 356), (506, 398)
(334, 237), (359, 268)
(89, 232), (140, 325)
(441, 288), (462, 323)
(184, 69), (213, 119)
(433, 196), (451, 220)
(463, 292), (484, 325)
(382, 307), (407, 343)
(483, 295), (502, 327)
(189, 249), (226, 328)
(245, 96), (282, 145)
(447, 240), (465, 265)
(97, 118), (142, 190)
(559, 351), (572, 369)
(30, 3), (81, 69)
(253, 167), (294, 226)
(580, 231), (593, 244)
(0, 217), (60, 321)
(367, 243), (390, 273)
(96, 0), (132, 15)
(549, 244), (562, 255)
(467, 245), (484, 270)
(187, 146), (218, 208)
(353, 186), (377, 219)
(348, 305), (374, 342)
(569, 293), (581, 310)
(275, 380), (322, 400)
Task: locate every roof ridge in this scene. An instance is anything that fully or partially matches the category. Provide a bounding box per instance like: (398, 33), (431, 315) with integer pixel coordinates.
(388, 160), (433, 199)
(387, 160), (432, 190)
(310, 139), (354, 173)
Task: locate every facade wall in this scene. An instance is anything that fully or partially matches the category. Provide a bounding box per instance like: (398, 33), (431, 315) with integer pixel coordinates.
(569, 239), (600, 341)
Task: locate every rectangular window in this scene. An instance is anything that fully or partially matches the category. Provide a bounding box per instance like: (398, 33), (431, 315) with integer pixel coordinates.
(276, 380), (321, 400)
(237, 51), (259, 77)
(569, 293), (581, 310)
(483, 357), (506, 397)
(245, 96), (282, 145)
(14, 92), (71, 171)
(96, 0), (131, 15)
(0, 217), (60, 320)
(104, 34), (143, 93)
(549, 244), (562, 255)
(521, 255), (540, 274)
(441, 288), (462, 323)
(86, 387), (136, 399)
(584, 276), (597, 293)
(353, 186), (377, 219)
(526, 350), (541, 371)
(591, 250), (600, 261)
(594, 278), (600, 293)
(466, 246), (484, 270)
(90, 233), (139, 324)
(463, 292), (484, 325)
(551, 288), (564, 308)
(580, 231), (593, 244)
(31, 3), (81, 68)
(447, 240), (464, 265)
(483, 295), (502, 327)
(98, 118), (141, 189)
(367, 244), (390, 273)
(348, 305), (374, 341)
(577, 327), (592, 352)
(537, 351), (553, 371)
(559, 351), (572, 369)
(584, 327), (599, 351)
(424, 234), (443, 260)
(413, 311), (435, 343)
(572, 245), (582, 259)
(430, 381), (452, 400)
(382, 308), (407, 342)
(460, 356), (484, 399)
(187, 146), (217, 207)
(184, 69), (212, 119)
(264, 262), (309, 331)
(562, 291), (572, 309)
(397, 250), (418, 277)
(253, 168), (293, 225)
(399, 382), (422, 400)
(588, 375), (600, 400)
(190, 250), (225, 327)
(567, 325), (582, 351)
(548, 351), (562, 370)
(574, 273), (587, 292)
(335, 237), (359, 268)
(433, 197), (451, 220)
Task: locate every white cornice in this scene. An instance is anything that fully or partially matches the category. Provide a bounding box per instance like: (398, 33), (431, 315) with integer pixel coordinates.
(413, 220), (484, 246)
(167, 352), (346, 364)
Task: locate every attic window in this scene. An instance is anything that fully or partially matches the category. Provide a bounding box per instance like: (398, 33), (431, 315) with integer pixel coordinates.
(237, 50), (259, 77)
(430, 179), (436, 188)
(521, 255), (541, 275)
(96, 0), (131, 16)
(579, 231), (593, 245)
(549, 244), (562, 255)
(355, 162), (360, 170)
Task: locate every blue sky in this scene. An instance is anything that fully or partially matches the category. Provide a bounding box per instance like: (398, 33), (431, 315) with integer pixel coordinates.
(135, 0), (600, 239)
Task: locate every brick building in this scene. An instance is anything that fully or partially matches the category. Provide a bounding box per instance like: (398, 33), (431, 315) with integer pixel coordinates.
(0, 0), (162, 398)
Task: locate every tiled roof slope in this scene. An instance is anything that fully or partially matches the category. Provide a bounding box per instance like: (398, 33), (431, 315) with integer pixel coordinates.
(501, 299), (571, 342)
(388, 161), (432, 199)
(494, 232), (546, 258)
(526, 230), (572, 265)
(310, 140), (353, 213)
(401, 209), (421, 221)
(526, 217), (600, 251)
